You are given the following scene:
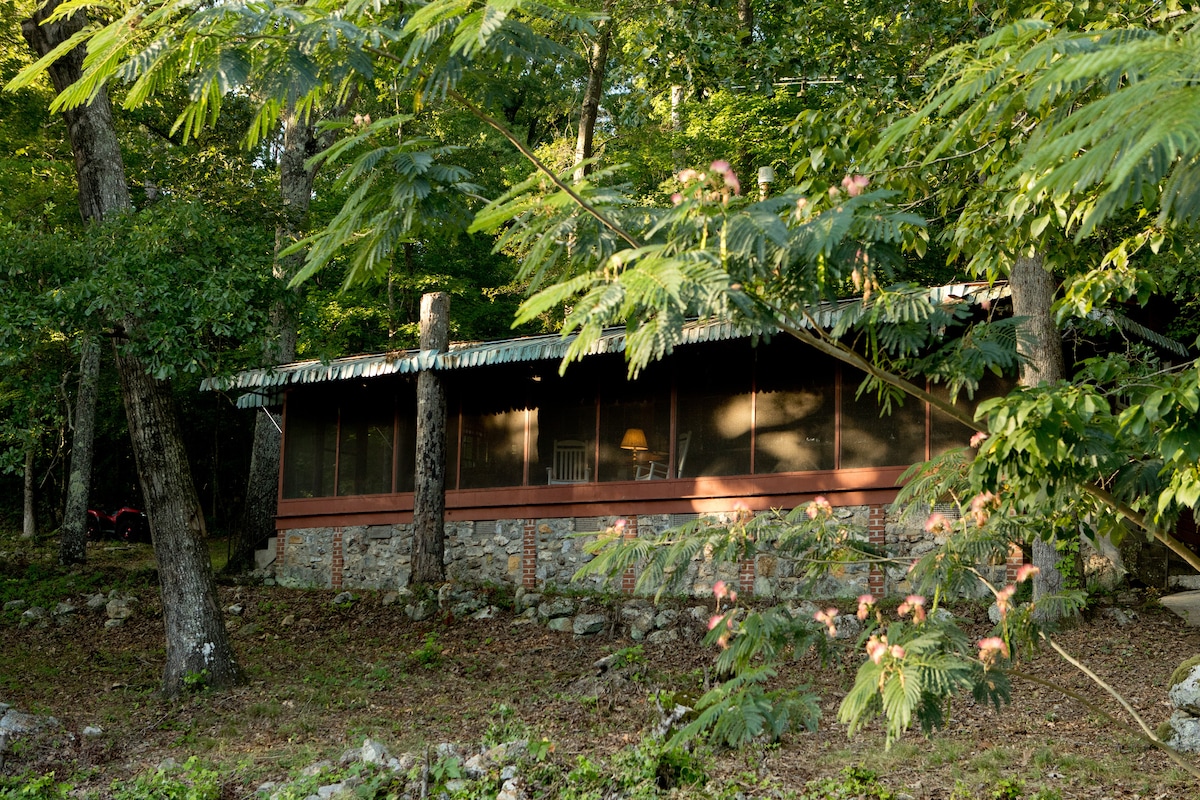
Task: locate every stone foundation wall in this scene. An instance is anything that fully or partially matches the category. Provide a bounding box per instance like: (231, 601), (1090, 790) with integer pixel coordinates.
(277, 528), (337, 589)
(270, 503), (1017, 598)
(342, 525), (414, 590)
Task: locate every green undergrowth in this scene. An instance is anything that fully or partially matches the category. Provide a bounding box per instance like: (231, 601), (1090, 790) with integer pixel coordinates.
(0, 743), (893, 800)
(0, 532), (160, 613)
(0, 756), (1045, 800)
(0, 559), (150, 611)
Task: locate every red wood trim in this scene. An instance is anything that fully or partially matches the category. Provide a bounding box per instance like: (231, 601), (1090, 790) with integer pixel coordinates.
(275, 466), (908, 530)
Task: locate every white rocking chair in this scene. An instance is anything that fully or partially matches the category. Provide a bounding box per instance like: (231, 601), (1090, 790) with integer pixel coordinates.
(547, 439), (591, 484)
(635, 432), (691, 480)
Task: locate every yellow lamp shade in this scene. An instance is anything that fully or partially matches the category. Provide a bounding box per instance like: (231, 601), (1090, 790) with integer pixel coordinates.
(619, 428), (649, 451)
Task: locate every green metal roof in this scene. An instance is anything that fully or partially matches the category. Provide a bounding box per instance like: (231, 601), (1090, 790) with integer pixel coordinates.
(203, 283), (1007, 408)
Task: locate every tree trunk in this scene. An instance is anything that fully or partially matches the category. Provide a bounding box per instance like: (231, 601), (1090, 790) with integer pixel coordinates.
(25, 0), (241, 693)
(411, 292), (450, 584)
(733, 0), (754, 183)
(573, 0), (614, 182)
(234, 412), (284, 574)
(59, 336), (99, 565)
(20, 2), (131, 222)
(227, 105), (323, 574)
(1010, 252), (1072, 617)
(1011, 253), (1065, 387)
(23, 0), (130, 564)
(22, 445), (36, 539)
(737, 0), (754, 45)
(670, 84), (684, 132)
(115, 336), (243, 693)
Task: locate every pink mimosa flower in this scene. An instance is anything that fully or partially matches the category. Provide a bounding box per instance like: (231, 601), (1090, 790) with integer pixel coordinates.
(813, 607), (839, 638)
(1016, 564), (1040, 583)
(866, 635), (887, 664)
(978, 636), (1009, 667)
(856, 594), (875, 621)
(995, 584), (1016, 620)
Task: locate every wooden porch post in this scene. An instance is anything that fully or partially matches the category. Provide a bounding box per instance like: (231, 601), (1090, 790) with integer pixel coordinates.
(412, 292), (450, 584)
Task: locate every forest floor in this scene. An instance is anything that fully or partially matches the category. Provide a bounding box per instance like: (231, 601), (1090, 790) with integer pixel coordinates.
(2, 533), (1199, 799)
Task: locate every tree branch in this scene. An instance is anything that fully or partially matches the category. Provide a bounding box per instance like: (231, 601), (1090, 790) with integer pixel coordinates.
(445, 89), (642, 250)
(769, 308), (981, 430)
(770, 300), (1200, 574)
(1080, 483), (1200, 574)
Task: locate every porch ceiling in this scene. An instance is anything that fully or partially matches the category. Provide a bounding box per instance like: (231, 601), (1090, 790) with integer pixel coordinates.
(204, 282), (1007, 408)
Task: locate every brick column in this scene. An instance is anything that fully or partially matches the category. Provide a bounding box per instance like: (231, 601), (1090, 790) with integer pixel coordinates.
(1005, 542), (1025, 584)
(619, 517), (639, 594)
(331, 528), (344, 590)
(738, 557), (755, 597)
(521, 519), (538, 589)
(867, 505), (887, 596)
(736, 507), (755, 596)
(276, 532), (285, 565)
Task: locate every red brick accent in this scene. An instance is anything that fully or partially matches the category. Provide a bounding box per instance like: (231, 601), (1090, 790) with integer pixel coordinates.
(330, 528), (344, 590)
(620, 517), (639, 594)
(738, 556), (755, 596)
(735, 506), (755, 596)
(522, 520), (538, 589)
(867, 505), (887, 596)
(276, 533), (285, 565)
(1005, 542), (1025, 584)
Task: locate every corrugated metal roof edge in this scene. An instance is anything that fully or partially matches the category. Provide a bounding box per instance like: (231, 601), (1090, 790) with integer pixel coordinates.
(203, 282), (1007, 395)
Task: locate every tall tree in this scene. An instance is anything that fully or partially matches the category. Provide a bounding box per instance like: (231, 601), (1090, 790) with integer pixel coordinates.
(573, 0), (613, 181)
(15, 0), (242, 694)
(1009, 252), (1071, 608)
(228, 104), (335, 574)
(21, 445), (35, 538)
(411, 291), (449, 584)
(20, 0), (124, 563)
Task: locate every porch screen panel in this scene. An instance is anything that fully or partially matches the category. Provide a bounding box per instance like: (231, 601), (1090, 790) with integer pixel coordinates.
(840, 367), (926, 468)
(534, 369), (596, 484)
(394, 392), (417, 493)
(755, 342), (836, 472)
(337, 385), (395, 496)
(445, 410), (460, 490)
(282, 390), (337, 498)
(455, 367), (532, 489)
(674, 344), (752, 477)
(929, 372), (1013, 456)
(597, 358), (671, 481)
